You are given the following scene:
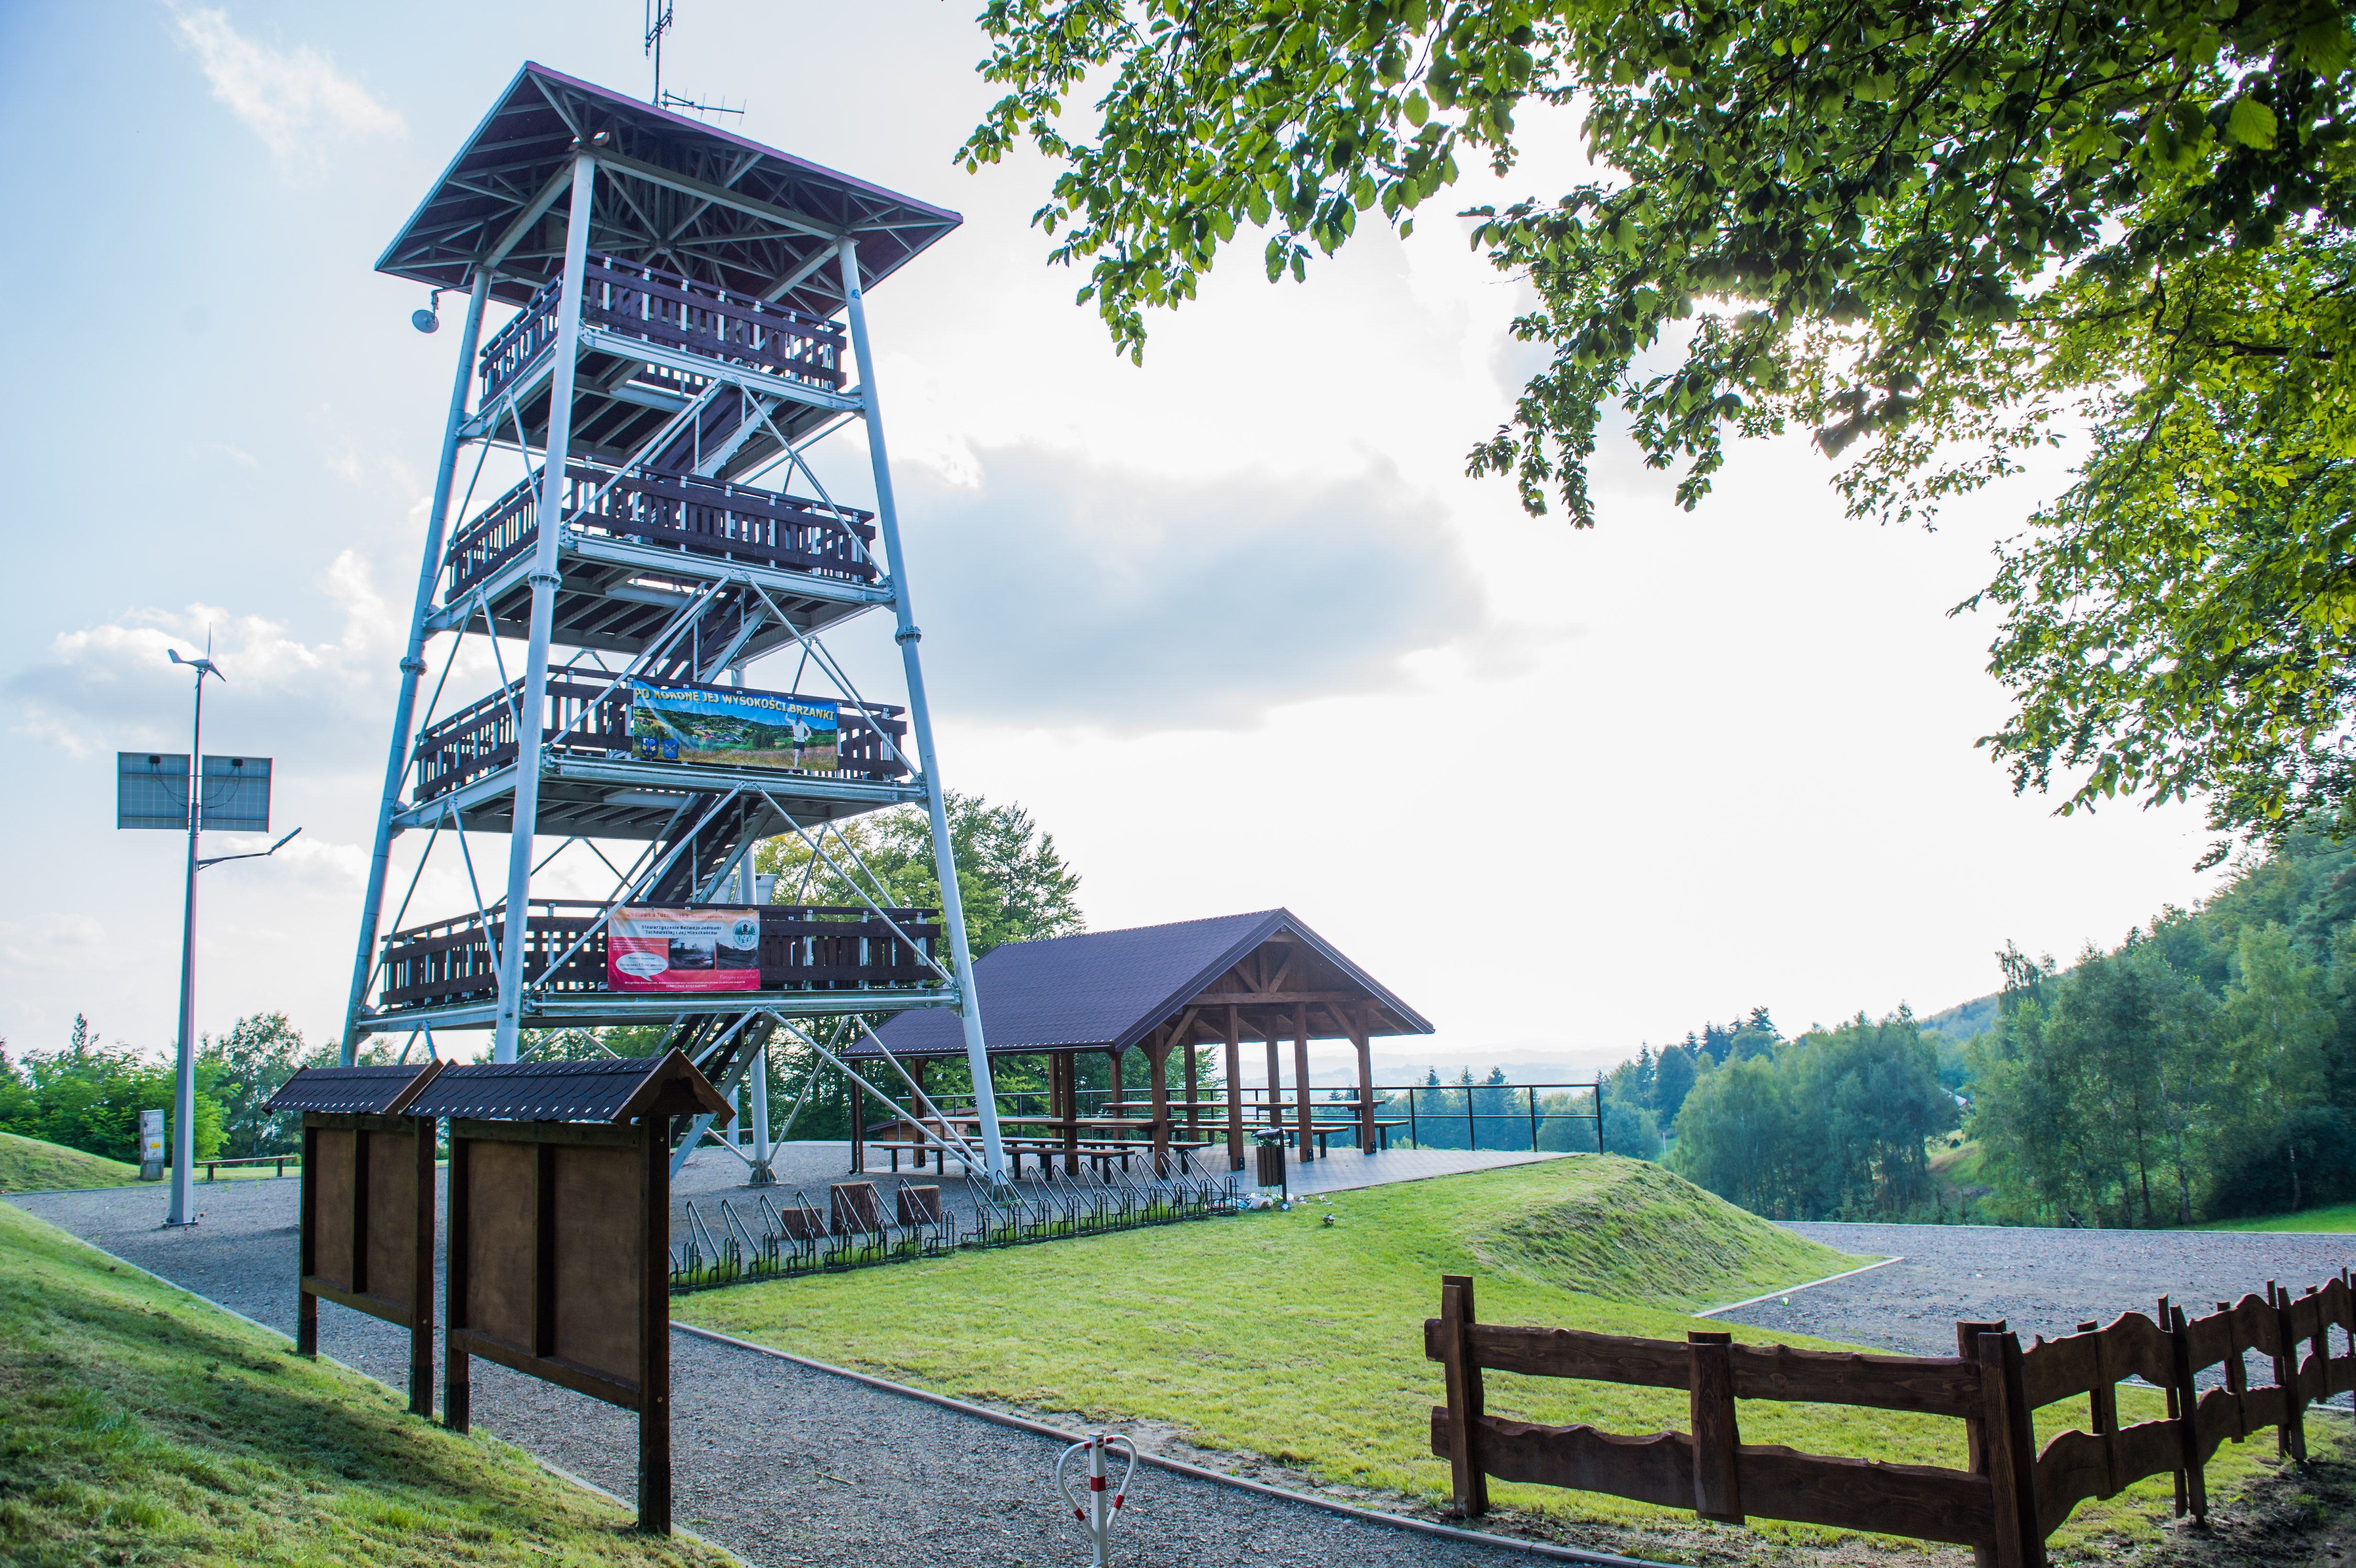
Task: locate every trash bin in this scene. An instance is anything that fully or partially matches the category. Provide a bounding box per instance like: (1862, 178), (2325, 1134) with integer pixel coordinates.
(1253, 1128), (1287, 1198)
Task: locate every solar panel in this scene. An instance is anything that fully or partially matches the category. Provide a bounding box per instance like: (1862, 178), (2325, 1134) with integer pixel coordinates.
(116, 753), (272, 832)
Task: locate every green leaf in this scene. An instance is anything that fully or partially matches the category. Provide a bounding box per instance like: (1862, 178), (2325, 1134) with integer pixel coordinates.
(2225, 96), (2278, 149)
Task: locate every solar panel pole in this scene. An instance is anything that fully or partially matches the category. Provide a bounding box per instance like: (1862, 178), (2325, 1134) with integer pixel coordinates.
(164, 649), (223, 1228)
(836, 237), (1007, 1190)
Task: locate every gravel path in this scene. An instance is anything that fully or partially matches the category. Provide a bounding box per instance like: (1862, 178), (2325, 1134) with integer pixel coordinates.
(9, 1159), (1560, 1568)
(1717, 1220), (2355, 1406)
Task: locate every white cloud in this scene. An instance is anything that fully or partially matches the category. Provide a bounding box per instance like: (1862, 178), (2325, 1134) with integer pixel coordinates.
(168, 5), (404, 164)
(7, 550), (404, 760)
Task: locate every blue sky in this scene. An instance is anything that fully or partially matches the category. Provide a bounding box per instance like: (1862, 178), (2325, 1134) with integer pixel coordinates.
(0, 1), (2227, 1075)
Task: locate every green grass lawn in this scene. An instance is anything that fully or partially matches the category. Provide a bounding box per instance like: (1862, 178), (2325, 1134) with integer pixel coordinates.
(678, 1156), (2279, 1560)
(0, 1201), (734, 1568)
(0, 1131), (140, 1194)
(2186, 1201), (2356, 1232)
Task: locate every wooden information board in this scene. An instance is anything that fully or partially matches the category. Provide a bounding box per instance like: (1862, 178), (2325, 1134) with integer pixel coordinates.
(404, 1051), (728, 1535)
(264, 1061), (446, 1416)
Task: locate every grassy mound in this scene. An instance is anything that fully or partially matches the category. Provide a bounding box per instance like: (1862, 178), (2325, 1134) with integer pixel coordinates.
(679, 1155), (2279, 1556)
(1472, 1159), (1854, 1309)
(0, 1201), (731, 1568)
(0, 1131), (139, 1194)
(680, 1158), (1875, 1528)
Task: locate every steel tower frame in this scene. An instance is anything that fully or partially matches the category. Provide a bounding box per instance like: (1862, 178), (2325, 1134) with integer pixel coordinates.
(339, 65), (1007, 1184)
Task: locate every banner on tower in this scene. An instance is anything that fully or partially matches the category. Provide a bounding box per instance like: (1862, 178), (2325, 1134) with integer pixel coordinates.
(607, 906), (763, 992)
(627, 682), (838, 772)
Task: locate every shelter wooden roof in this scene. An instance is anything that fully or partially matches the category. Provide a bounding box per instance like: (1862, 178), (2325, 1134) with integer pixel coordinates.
(377, 62), (960, 313)
(265, 1061), (444, 1116)
(853, 908), (1433, 1060)
(401, 1051), (731, 1125)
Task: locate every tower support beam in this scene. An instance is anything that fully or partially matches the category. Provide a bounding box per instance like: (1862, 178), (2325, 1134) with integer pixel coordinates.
(835, 238), (1006, 1187)
(344, 270), (490, 1062)
(494, 151), (597, 1063)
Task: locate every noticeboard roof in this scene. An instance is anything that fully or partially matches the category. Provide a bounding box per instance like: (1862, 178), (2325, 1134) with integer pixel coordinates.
(402, 1050), (731, 1126)
(377, 61), (962, 315)
(265, 1061), (444, 1117)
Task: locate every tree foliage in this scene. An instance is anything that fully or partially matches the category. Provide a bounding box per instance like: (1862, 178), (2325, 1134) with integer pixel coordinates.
(1666, 1013), (1957, 1218)
(963, 0), (2356, 853)
(754, 792), (1084, 958)
(0, 1015), (225, 1165)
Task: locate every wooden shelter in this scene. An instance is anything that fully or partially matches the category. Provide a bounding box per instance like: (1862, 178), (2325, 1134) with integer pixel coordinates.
(855, 909), (1433, 1171)
(267, 1061), (446, 1415)
(402, 1051), (729, 1535)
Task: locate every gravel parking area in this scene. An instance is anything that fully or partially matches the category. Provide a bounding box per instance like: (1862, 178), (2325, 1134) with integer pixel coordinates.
(1717, 1221), (2355, 1407)
(9, 1158), (1565, 1568)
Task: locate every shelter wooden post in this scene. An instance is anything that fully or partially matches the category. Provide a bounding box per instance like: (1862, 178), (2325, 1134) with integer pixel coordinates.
(1351, 1001), (1376, 1154)
(1108, 1047), (1123, 1107)
(1223, 1005), (1245, 1171)
(1059, 1051), (1080, 1175)
(1145, 1027), (1173, 1176)
(908, 1057), (929, 1170)
(847, 1061), (865, 1174)
(1183, 1038), (1200, 1140)
(1293, 1003), (1314, 1160)
(1262, 1023), (1283, 1131)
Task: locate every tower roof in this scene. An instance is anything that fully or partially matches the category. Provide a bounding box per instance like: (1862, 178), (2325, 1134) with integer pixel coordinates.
(377, 62), (961, 316)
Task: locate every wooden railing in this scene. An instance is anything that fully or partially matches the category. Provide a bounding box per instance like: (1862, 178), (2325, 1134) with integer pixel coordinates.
(478, 253), (846, 401)
(443, 461), (877, 598)
(380, 902), (942, 1012)
(1425, 1268), (2356, 1568)
(410, 675), (908, 804)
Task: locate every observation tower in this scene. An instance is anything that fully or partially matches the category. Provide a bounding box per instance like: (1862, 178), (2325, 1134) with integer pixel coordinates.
(342, 64), (1006, 1180)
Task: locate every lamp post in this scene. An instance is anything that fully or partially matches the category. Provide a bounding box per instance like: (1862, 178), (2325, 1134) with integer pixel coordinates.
(161, 645), (298, 1227)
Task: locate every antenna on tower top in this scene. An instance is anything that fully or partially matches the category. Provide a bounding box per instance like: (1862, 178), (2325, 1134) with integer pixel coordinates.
(644, 0), (674, 105)
(642, 1), (746, 122)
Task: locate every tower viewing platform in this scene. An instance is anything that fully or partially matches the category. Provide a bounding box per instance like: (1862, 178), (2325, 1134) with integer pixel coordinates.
(343, 60), (1015, 1179)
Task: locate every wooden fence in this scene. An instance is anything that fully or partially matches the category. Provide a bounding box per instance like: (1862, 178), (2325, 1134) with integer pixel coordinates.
(1425, 1267), (2356, 1568)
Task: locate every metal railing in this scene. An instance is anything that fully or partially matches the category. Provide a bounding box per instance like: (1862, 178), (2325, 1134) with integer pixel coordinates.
(478, 252), (847, 401)
(911, 1081), (1610, 1155)
(379, 901), (942, 1012)
(410, 674), (907, 804)
(442, 459), (878, 598)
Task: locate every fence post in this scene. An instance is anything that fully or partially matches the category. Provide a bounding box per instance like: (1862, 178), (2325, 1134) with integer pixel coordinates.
(2157, 1297), (2185, 1517)
(1687, 1330), (1744, 1523)
(2167, 1303), (2207, 1524)
(1439, 1273), (1489, 1517)
(2271, 1281), (2306, 1463)
(1974, 1328), (2043, 1568)
(1956, 1319), (2004, 1568)
(1528, 1086), (1538, 1152)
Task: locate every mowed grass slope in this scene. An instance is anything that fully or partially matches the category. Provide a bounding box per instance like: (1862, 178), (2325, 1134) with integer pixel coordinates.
(0, 1131), (140, 1194)
(0, 1202), (733, 1568)
(2189, 1202), (2356, 1233)
(680, 1156), (2279, 1556)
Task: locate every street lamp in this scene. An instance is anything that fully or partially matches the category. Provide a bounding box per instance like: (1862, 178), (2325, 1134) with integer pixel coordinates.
(142, 642), (299, 1227)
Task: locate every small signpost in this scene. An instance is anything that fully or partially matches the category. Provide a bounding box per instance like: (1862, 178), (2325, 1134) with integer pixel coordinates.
(265, 1061), (446, 1414)
(405, 1051), (729, 1535)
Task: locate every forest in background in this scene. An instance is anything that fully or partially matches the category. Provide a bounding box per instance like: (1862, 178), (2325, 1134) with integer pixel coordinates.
(8, 805), (2352, 1230)
(1594, 829), (2356, 1226)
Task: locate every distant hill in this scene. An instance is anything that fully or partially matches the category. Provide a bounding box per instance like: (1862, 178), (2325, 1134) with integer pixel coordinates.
(1917, 991), (1999, 1045)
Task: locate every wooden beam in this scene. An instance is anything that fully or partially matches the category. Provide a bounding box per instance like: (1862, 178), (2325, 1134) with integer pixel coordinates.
(1183, 1032), (1200, 1139)
(1145, 1028), (1173, 1176)
(1189, 990), (1378, 1007)
(1224, 1005), (1245, 1172)
(1350, 1000), (1377, 1155)
(1294, 1002), (1315, 1162)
